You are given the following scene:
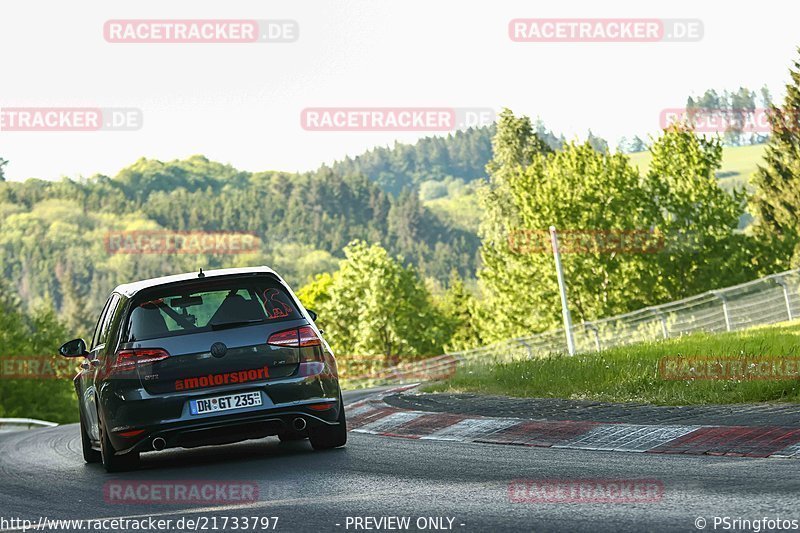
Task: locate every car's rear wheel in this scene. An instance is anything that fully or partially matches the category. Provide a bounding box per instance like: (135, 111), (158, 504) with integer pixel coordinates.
(99, 415), (140, 473)
(309, 394), (347, 450)
(79, 408), (101, 464)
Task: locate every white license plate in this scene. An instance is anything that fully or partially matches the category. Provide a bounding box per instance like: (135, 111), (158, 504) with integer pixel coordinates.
(190, 391), (262, 415)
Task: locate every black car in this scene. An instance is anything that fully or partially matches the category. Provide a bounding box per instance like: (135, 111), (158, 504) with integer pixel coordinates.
(59, 267), (346, 472)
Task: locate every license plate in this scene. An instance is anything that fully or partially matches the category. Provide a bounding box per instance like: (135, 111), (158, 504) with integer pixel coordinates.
(190, 391), (262, 415)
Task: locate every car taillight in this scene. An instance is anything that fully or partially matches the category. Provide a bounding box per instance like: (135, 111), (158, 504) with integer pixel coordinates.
(298, 326), (321, 347)
(267, 326), (321, 348)
(112, 348), (170, 372)
(115, 429), (145, 438)
(268, 326), (329, 377)
(307, 402), (335, 411)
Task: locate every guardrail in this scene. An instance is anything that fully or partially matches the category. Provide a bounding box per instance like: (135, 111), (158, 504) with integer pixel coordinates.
(449, 268), (800, 364)
(0, 418), (59, 431)
(342, 354), (462, 389)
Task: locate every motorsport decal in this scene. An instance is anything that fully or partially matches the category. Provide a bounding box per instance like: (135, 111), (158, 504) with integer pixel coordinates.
(175, 366), (270, 391)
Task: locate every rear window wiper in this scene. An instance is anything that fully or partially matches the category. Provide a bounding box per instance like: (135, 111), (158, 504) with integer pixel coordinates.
(209, 319), (265, 331)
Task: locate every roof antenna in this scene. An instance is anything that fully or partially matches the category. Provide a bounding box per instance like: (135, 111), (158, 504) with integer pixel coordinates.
(198, 268), (205, 278)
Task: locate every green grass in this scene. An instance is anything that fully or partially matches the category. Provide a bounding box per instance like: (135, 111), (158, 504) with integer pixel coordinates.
(628, 144), (766, 192)
(423, 320), (800, 405)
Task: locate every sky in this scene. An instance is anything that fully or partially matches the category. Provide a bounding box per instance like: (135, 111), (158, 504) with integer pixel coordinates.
(0, 0), (798, 181)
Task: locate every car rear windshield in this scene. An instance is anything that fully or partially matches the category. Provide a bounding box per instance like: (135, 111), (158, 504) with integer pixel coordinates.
(124, 276), (302, 341)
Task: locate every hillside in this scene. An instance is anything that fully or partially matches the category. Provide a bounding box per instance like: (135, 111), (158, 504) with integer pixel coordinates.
(0, 156), (479, 333)
(330, 126), (494, 195)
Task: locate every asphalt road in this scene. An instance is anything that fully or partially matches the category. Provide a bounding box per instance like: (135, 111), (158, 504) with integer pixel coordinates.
(0, 390), (799, 533)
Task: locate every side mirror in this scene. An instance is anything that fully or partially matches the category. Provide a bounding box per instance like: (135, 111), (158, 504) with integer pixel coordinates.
(307, 309), (318, 322)
(59, 338), (88, 358)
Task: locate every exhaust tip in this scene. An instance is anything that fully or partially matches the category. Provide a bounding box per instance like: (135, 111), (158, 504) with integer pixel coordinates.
(292, 417), (307, 431)
(152, 437), (166, 451)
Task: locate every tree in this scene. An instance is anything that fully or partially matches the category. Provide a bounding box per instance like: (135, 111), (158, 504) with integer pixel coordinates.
(478, 111), (760, 343)
(330, 126), (495, 195)
(478, 111), (555, 337)
(645, 125), (761, 298)
(616, 136), (648, 154)
(629, 136), (647, 153)
(686, 86), (774, 146)
(727, 87), (756, 146)
(586, 130), (609, 154)
(436, 271), (483, 351)
(310, 241), (450, 358)
(760, 85), (774, 109)
(0, 157), (7, 182)
(750, 48), (800, 266)
(0, 278), (76, 423)
(295, 272), (334, 332)
(478, 111), (657, 341)
(697, 89), (722, 111)
(533, 118), (565, 151)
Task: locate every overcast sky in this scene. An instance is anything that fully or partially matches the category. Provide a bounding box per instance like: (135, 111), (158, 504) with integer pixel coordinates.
(0, 0), (797, 181)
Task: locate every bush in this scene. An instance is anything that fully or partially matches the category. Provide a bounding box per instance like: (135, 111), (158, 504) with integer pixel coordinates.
(0, 286), (78, 424)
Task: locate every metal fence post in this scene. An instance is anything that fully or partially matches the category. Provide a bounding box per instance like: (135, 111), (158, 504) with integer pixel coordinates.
(550, 226), (576, 356)
(774, 276), (794, 321)
(713, 291), (732, 332)
(654, 309), (669, 339)
(518, 339), (533, 359)
(586, 322), (601, 352)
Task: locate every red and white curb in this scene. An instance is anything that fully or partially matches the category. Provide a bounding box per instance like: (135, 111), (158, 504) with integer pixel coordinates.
(345, 387), (800, 459)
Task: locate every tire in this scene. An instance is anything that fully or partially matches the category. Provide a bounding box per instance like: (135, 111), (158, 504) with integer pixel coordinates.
(309, 394), (347, 450)
(99, 414), (140, 473)
(79, 408), (101, 464)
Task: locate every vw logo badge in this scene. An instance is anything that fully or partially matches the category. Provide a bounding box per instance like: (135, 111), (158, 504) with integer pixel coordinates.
(210, 342), (228, 358)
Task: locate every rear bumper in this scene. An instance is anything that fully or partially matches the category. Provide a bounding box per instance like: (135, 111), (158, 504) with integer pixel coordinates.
(99, 373), (342, 453)
(115, 402), (342, 454)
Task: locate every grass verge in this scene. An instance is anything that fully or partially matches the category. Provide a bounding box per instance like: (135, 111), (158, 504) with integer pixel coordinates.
(423, 320), (800, 405)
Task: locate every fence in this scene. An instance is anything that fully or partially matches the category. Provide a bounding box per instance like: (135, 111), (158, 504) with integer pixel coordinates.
(347, 269), (800, 387)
